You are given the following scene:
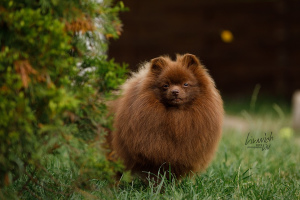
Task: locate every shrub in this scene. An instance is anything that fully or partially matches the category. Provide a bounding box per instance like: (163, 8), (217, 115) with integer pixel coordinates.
(0, 0), (127, 198)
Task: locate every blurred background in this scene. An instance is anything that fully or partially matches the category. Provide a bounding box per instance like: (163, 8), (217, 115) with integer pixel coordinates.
(108, 0), (300, 99)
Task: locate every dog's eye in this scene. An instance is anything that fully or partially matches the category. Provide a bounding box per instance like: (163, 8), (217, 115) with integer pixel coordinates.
(163, 84), (169, 89)
(183, 83), (189, 87)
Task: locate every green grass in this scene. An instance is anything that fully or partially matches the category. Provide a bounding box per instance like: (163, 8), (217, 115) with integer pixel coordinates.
(101, 98), (299, 199)
(223, 95), (291, 117)
(104, 130), (299, 199)
(8, 98), (300, 199)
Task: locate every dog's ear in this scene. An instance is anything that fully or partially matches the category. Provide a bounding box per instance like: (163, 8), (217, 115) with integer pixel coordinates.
(181, 54), (201, 71)
(150, 57), (167, 75)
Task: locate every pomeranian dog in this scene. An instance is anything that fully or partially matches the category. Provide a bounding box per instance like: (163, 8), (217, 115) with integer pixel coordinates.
(109, 54), (223, 181)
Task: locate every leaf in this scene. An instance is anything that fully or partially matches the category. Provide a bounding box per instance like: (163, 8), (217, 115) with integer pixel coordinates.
(14, 60), (37, 88)
(65, 16), (95, 34)
(4, 173), (11, 186)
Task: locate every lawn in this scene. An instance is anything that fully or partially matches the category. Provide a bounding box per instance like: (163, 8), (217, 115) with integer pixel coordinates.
(10, 97), (300, 199)
(105, 133), (300, 199)
(93, 97), (300, 199)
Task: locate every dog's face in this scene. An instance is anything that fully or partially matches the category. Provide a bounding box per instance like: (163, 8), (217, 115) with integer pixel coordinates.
(150, 54), (202, 107)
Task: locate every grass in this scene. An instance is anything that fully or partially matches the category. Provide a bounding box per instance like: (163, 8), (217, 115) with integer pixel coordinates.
(105, 128), (299, 199)
(8, 97), (300, 199)
(223, 95), (291, 117)
(89, 97), (299, 199)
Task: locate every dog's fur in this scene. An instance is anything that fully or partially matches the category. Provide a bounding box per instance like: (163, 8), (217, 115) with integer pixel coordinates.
(109, 54), (223, 181)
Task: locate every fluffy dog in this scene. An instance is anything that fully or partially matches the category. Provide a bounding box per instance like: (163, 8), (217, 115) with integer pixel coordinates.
(109, 54), (223, 181)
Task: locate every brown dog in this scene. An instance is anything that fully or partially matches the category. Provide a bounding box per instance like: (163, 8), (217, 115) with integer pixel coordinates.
(109, 54), (223, 181)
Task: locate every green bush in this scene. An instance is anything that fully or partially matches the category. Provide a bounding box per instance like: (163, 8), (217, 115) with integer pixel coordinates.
(0, 0), (127, 198)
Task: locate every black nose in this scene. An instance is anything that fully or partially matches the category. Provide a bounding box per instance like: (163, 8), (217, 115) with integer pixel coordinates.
(172, 89), (179, 95)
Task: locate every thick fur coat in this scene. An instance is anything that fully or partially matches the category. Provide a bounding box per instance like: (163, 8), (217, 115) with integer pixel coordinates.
(109, 54), (223, 180)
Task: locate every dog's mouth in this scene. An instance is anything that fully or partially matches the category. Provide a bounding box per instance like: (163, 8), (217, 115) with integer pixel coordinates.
(171, 97), (183, 104)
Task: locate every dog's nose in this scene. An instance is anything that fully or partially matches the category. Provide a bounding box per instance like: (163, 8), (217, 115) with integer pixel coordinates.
(172, 89), (179, 95)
